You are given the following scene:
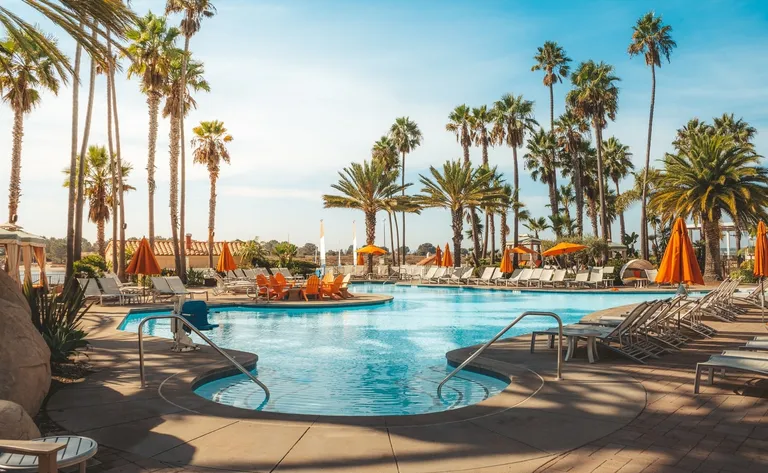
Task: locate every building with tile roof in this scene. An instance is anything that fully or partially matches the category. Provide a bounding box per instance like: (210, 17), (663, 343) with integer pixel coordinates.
(104, 235), (248, 270)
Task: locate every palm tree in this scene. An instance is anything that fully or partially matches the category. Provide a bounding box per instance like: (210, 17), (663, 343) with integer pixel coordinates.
(629, 11), (676, 260)
(0, 31), (62, 223)
(713, 113), (757, 147)
(470, 105), (492, 165)
(651, 133), (768, 281)
(63, 145), (134, 258)
(567, 60), (620, 259)
(389, 117), (422, 265)
(416, 161), (503, 267)
(323, 160), (407, 274)
(524, 128), (559, 236)
(446, 104), (473, 164)
(192, 120), (233, 268)
(602, 137), (634, 240)
(163, 54), (210, 275)
(491, 94), (538, 257)
(371, 135), (402, 262)
(554, 109), (590, 236)
(499, 184), (512, 251)
(558, 184), (575, 221)
(126, 12), (181, 249)
(524, 217), (549, 239)
(532, 41), (571, 213)
(166, 0), (217, 281)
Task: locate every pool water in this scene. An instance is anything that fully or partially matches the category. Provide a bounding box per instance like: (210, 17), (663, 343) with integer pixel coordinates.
(119, 284), (664, 416)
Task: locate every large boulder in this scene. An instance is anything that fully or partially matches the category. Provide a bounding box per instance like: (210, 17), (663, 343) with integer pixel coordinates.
(0, 400), (41, 440)
(0, 270), (51, 415)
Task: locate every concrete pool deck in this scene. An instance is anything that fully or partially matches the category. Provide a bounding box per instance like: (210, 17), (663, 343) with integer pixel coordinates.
(44, 291), (768, 472)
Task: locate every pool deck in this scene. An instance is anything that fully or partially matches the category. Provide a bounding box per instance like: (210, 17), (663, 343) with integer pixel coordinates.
(44, 290), (768, 472)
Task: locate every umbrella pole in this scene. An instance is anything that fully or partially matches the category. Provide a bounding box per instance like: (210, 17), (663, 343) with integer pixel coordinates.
(762, 277), (766, 330)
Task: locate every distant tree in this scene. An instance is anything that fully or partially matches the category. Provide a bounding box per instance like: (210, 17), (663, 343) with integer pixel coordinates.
(273, 242), (298, 266)
(298, 242), (317, 256)
(397, 246), (410, 256)
(263, 239), (279, 253)
(415, 243), (436, 256)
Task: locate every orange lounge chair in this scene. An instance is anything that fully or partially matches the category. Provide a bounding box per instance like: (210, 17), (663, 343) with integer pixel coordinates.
(302, 275), (320, 301)
(255, 274), (275, 299)
(321, 275), (344, 300)
(269, 275), (289, 300)
(275, 272), (294, 288)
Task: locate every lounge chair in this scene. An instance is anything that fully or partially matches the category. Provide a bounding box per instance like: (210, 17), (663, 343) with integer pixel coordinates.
(242, 268), (256, 279)
(426, 267), (447, 283)
(151, 277), (177, 302)
(340, 274), (353, 298)
(166, 276), (209, 301)
(280, 268), (304, 282)
(419, 267), (437, 282)
(645, 269), (658, 286)
(694, 355), (768, 393)
(212, 272), (254, 295)
(321, 274), (345, 300)
(302, 275), (321, 300)
(78, 278), (121, 305)
(438, 267), (463, 284)
(508, 268), (532, 287)
(602, 266), (615, 287)
(543, 269), (567, 288)
(536, 269), (554, 287)
(567, 271), (589, 288)
(97, 277), (141, 305)
(468, 267), (494, 285)
(525, 268), (544, 287)
(488, 268), (505, 285)
(582, 268), (604, 288)
(497, 268), (521, 286)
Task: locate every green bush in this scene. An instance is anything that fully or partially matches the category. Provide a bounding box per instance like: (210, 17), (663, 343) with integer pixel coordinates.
(24, 278), (91, 363)
(287, 259), (319, 277)
(731, 259), (758, 284)
(187, 268), (205, 286)
(73, 254), (108, 278)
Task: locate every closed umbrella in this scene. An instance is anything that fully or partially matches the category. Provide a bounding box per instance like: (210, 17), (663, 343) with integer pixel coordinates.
(126, 237), (161, 275)
(442, 244), (453, 268)
(356, 252), (365, 266)
(499, 247), (513, 273)
(656, 217), (704, 328)
(753, 221), (768, 325)
(216, 241), (237, 273)
(434, 245), (443, 267)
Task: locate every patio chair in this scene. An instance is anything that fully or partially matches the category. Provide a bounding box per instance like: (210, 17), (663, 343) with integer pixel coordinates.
(419, 267), (437, 282)
(437, 267), (462, 284)
(458, 267), (475, 284)
(166, 276), (209, 301)
(525, 268), (544, 287)
(280, 268), (305, 282)
(151, 277), (177, 302)
(582, 268), (604, 288)
(426, 267), (447, 283)
(212, 272), (254, 295)
(340, 274), (354, 298)
(544, 269), (567, 288)
(694, 355), (768, 393)
(602, 266), (615, 287)
(302, 275), (321, 300)
(507, 268), (532, 287)
(78, 278), (121, 305)
(0, 436), (98, 473)
(487, 268), (505, 285)
(225, 270), (238, 281)
(269, 275), (289, 300)
(536, 269), (554, 287)
(321, 274), (345, 300)
(468, 267), (494, 285)
(242, 268), (256, 280)
(97, 277), (141, 305)
(496, 268), (521, 286)
(645, 269), (658, 286)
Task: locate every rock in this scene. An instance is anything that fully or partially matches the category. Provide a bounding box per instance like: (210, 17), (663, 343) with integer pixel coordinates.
(0, 270), (51, 415)
(0, 400), (41, 440)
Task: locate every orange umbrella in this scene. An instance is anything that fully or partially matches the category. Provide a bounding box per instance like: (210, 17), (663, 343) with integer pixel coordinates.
(656, 217), (704, 286)
(752, 221), (768, 323)
(356, 251), (365, 265)
(357, 244), (387, 255)
(499, 247), (513, 273)
(442, 244), (453, 267)
(541, 242), (588, 257)
(434, 245), (443, 267)
(216, 241), (238, 272)
(509, 245), (536, 255)
(126, 237), (161, 275)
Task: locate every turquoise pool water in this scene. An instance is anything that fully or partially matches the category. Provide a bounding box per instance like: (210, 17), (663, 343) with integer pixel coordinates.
(119, 285), (665, 416)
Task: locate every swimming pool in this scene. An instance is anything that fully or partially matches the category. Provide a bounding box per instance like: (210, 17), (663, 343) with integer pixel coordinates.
(119, 285), (666, 416)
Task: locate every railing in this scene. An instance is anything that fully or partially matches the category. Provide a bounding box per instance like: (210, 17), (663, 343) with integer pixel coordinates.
(137, 315), (270, 400)
(437, 311), (563, 397)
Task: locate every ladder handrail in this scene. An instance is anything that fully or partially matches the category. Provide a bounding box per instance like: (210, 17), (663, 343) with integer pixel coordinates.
(137, 315), (270, 400)
(437, 311), (563, 397)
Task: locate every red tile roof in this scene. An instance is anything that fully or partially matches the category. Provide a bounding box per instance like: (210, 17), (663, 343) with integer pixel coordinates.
(105, 239), (247, 257)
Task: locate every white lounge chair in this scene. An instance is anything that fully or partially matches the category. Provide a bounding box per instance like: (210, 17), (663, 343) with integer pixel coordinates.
(602, 266), (615, 287)
(508, 268), (532, 287)
(537, 269), (554, 287)
(438, 267), (463, 284)
(166, 276), (209, 301)
(426, 267), (447, 283)
(497, 268), (521, 286)
(526, 268), (544, 287)
(98, 277), (141, 305)
(78, 278), (121, 305)
(694, 355), (768, 393)
(582, 268), (604, 288)
(420, 266), (437, 282)
(469, 267), (494, 285)
(545, 269), (567, 288)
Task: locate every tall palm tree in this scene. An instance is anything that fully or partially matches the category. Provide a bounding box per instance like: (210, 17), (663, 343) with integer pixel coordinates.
(524, 217), (549, 239)
(629, 11), (676, 260)
(499, 184), (512, 251)
(163, 55), (210, 275)
(110, 40), (128, 280)
(323, 160), (407, 274)
(470, 105), (492, 165)
(567, 60), (620, 259)
(554, 109), (590, 236)
(389, 116), (422, 265)
(558, 184), (575, 221)
(446, 104), (473, 164)
(417, 161), (503, 267)
(166, 0), (217, 281)
(0, 31), (61, 222)
(192, 120), (233, 268)
(602, 137), (634, 240)
(63, 145), (134, 258)
(371, 135), (400, 261)
(532, 41), (571, 214)
(524, 127), (560, 236)
(491, 94), (538, 257)
(651, 133), (768, 281)
(713, 113), (757, 147)
(126, 12), (181, 249)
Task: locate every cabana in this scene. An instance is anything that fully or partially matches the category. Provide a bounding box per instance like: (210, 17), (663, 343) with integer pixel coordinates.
(619, 259), (654, 286)
(0, 223), (47, 287)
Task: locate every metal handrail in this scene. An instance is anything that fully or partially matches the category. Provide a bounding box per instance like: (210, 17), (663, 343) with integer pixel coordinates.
(137, 315), (270, 400)
(437, 311), (563, 397)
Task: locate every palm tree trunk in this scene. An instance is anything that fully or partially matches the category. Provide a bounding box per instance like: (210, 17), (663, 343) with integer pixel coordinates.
(366, 210), (376, 274)
(471, 209), (481, 266)
(594, 124), (608, 260)
(463, 138), (470, 164)
(452, 207), (463, 267)
(66, 37), (82, 281)
(111, 58), (126, 280)
(512, 147), (520, 267)
(490, 214), (496, 264)
(615, 179), (626, 241)
(7, 108), (23, 222)
(483, 213), (489, 258)
(388, 211), (396, 265)
(97, 219), (106, 258)
(401, 151), (406, 266)
(702, 216), (722, 281)
(548, 83), (559, 225)
(179, 34), (191, 283)
(169, 114), (182, 275)
(588, 197), (599, 237)
(500, 210), (508, 250)
(106, 28), (118, 274)
(640, 63), (656, 261)
(392, 211), (400, 265)
(481, 133), (488, 165)
(74, 28), (98, 260)
(734, 216), (743, 265)
(207, 174), (217, 269)
(572, 147), (584, 238)
(147, 92), (160, 249)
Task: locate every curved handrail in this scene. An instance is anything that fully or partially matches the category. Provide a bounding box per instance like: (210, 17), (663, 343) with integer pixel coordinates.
(137, 315), (270, 400)
(437, 311), (563, 397)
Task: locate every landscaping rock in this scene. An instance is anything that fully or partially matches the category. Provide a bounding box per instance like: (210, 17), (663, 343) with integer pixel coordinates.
(0, 400), (41, 440)
(0, 270), (51, 415)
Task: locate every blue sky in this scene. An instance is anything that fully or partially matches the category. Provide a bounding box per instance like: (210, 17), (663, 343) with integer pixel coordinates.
(2, 0), (767, 251)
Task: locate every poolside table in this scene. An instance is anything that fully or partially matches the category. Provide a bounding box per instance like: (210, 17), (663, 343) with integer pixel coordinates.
(531, 327), (602, 363)
(0, 436), (97, 472)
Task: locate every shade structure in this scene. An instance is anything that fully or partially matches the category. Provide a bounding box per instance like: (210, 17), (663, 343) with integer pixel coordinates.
(216, 241), (237, 272)
(541, 242), (588, 257)
(356, 252), (365, 265)
(754, 222), (768, 278)
(656, 218), (704, 285)
(509, 245), (536, 255)
(126, 237), (162, 275)
(442, 244), (453, 267)
(434, 245), (443, 267)
(499, 247), (513, 273)
(356, 244), (387, 255)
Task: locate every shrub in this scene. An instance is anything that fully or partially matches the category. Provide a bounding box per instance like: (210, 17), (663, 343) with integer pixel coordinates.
(187, 268), (205, 286)
(73, 254), (108, 278)
(24, 278), (91, 363)
(287, 259), (319, 277)
(730, 259), (758, 284)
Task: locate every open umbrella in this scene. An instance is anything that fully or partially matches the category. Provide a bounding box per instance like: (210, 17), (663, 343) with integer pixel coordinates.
(126, 237), (161, 275)
(442, 244), (453, 268)
(509, 245), (536, 255)
(499, 247), (513, 273)
(753, 221), (768, 325)
(356, 244), (387, 255)
(541, 242), (588, 257)
(216, 241), (238, 273)
(434, 245), (443, 267)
